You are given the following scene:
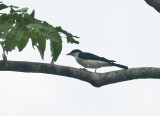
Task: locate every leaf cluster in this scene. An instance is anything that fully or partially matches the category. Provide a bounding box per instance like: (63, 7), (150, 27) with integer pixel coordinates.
(0, 2), (79, 62)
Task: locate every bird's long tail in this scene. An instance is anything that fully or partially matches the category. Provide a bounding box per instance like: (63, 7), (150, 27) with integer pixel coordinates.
(111, 63), (128, 69)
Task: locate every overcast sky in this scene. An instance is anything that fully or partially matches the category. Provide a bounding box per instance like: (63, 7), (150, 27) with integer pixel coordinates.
(1, 0), (160, 116)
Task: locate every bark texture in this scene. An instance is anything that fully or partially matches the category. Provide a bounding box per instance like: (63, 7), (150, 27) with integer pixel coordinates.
(145, 0), (160, 13)
(0, 60), (160, 87)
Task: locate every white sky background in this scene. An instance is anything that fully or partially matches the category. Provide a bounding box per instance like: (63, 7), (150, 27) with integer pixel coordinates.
(1, 0), (160, 116)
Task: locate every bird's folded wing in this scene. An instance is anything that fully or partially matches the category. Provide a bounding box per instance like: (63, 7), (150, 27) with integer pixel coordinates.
(78, 52), (115, 63)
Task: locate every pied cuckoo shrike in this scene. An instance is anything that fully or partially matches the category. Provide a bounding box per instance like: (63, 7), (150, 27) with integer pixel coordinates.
(67, 49), (128, 72)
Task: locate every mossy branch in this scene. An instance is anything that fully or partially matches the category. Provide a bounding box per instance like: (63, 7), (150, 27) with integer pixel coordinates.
(0, 60), (159, 87)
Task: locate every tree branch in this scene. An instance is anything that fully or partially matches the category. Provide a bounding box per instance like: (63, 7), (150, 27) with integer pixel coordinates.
(145, 0), (160, 13)
(0, 60), (160, 87)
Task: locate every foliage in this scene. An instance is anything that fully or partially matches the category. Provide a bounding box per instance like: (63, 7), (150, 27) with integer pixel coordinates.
(0, 2), (79, 63)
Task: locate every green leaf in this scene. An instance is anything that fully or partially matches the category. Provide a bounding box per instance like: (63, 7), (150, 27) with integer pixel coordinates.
(67, 36), (79, 44)
(29, 32), (46, 59)
(0, 3), (8, 10)
(10, 8), (16, 14)
(0, 14), (15, 39)
(55, 26), (79, 44)
(0, 22), (13, 38)
(4, 24), (25, 52)
(26, 21), (62, 61)
(17, 34), (29, 51)
(9, 5), (19, 9)
(50, 40), (62, 63)
(30, 10), (35, 18)
(37, 35), (46, 60)
(26, 22), (62, 43)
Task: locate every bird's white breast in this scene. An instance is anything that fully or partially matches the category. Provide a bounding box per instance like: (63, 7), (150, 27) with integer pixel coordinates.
(75, 56), (111, 68)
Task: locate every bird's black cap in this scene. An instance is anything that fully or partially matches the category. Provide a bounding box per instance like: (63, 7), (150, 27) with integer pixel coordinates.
(67, 49), (82, 55)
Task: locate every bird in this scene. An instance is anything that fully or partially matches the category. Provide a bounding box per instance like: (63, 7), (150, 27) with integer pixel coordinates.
(67, 49), (128, 72)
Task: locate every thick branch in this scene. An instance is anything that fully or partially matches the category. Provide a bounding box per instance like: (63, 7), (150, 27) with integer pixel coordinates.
(0, 60), (160, 87)
(145, 0), (160, 13)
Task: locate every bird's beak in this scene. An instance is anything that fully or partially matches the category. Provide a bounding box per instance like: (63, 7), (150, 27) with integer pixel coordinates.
(66, 53), (71, 55)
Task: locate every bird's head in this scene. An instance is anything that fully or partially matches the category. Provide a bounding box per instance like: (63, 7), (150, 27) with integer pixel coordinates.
(67, 49), (82, 57)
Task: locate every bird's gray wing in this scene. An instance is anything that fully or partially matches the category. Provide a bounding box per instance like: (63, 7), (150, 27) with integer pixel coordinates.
(78, 52), (115, 63)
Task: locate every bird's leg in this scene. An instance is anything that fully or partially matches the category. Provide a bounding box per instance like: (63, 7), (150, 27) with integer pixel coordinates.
(80, 67), (87, 71)
(83, 67), (87, 70)
(95, 68), (97, 72)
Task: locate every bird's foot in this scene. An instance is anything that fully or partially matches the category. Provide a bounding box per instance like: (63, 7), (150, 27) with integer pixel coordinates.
(94, 68), (97, 73)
